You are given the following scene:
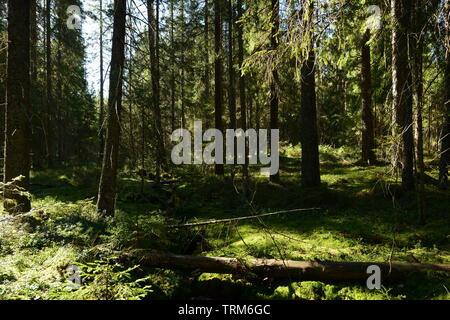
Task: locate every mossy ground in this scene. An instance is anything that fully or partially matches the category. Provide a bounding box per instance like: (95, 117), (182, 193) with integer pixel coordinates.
(1, 146), (449, 300)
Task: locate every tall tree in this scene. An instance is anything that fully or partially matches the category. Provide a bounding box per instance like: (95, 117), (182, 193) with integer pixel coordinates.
(204, 0), (211, 125)
(180, 0), (186, 129)
(99, 0), (105, 164)
(0, 2), (6, 159)
(439, 0), (450, 189)
(30, 0), (37, 87)
(126, 22), (136, 170)
(97, 0), (127, 216)
(227, 0), (237, 178)
(228, 0), (236, 132)
(29, 0), (41, 167)
(4, 0), (32, 213)
(214, 0), (224, 175)
(237, 0), (248, 180)
(391, 0), (415, 190)
(300, 0), (321, 187)
(170, 0), (176, 132)
(55, 0), (64, 162)
(361, 29), (377, 165)
(269, 0), (280, 182)
(147, 0), (165, 181)
(45, 0), (54, 167)
(413, 0), (426, 222)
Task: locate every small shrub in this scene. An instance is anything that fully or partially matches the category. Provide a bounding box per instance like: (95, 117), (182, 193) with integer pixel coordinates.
(72, 260), (152, 300)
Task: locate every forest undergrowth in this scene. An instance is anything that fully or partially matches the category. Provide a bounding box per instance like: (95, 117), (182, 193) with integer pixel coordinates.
(1, 146), (449, 300)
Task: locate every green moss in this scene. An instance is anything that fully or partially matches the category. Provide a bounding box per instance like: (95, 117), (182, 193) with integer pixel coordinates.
(1, 146), (449, 300)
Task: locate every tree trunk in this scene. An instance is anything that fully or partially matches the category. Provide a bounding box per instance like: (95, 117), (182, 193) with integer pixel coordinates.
(391, 0), (415, 190)
(97, 0), (127, 217)
(300, 0), (321, 187)
(180, 0), (186, 129)
(227, 0), (236, 131)
(269, 0), (280, 183)
(413, 0), (426, 223)
(121, 251), (450, 283)
(4, 0), (32, 214)
(126, 13), (137, 170)
(99, 0), (105, 165)
(361, 29), (377, 165)
(204, 0), (211, 127)
(147, 0), (165, 181)
(214, 0), (224, 175)
(170, 0), (176, 133)
(227, 0), (237, 178)
(29, 0), (40, 168)
(55, 1), (64, 163)
(237, 0), (248, 181)
(0, 3), (6, 160)
(140, 77), (146, 194)
(45, 0), (54, 167)
(30, 0), (37, 86)
(439, 0), (450, 189)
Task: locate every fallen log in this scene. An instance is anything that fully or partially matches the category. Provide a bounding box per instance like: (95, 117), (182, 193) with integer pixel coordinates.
(123, 250), (450, 283)
(168, 208), (321, 229)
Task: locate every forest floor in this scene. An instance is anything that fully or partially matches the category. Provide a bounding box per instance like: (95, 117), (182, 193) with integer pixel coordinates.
(0, 145), (449, 300)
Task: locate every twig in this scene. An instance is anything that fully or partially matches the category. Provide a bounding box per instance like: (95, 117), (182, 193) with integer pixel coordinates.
(167, 208), (321, 229)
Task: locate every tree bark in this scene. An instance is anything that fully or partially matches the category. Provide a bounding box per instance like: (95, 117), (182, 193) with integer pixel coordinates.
(204, 0), (211, 126)
(439, 0), (450, 189)
(361, 29), (377, 165)
(45, 0), (54, 167)
(4, 0), (32, 213)
(0, 3), (6, 161)
(97, 0), (127, 216)
(30, 0), (37, 87)
(227, 0), (237, 178)
(300, 0), (321, 187)
(99, 0), (105, 164)
(269, 0), (280, 183)
(227, 0), (236, 131)
(127, 30), (136, 170)
(237, 0), (248, 181)
(147, 0), (165, 181)
(180, 0), (186, 129)
(214, 0), (224, 175)
(121, 251), (450, 283)
(170, 0), (176, 132)
(391, 0), (415, 190)
(29, 0), (40, 168)
(55, 0), (64, 163)
(413, 0), (426, 223)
